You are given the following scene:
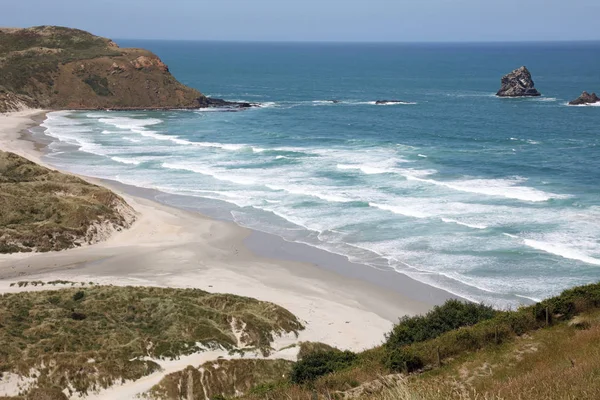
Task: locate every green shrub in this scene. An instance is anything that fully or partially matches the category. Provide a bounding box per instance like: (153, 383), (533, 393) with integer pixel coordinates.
(385, 299), (497, 349)
(290, 350), (357, 384)
(384, 348), (423, 373)
(72, 291), (85, 301)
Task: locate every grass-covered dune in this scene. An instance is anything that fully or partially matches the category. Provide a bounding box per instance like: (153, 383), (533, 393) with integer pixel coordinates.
(0, 151), (135, 253)
(0, 285), (304, 398)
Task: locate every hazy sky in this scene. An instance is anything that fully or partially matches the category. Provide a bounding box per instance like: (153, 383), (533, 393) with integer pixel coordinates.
(3, 0), (600, 42)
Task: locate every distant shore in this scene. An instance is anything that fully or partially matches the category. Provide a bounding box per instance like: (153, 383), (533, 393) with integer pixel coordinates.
(0, 109), (456, 352)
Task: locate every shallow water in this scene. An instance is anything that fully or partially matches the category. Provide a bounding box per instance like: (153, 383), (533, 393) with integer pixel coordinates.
(39, 41), (600, 308)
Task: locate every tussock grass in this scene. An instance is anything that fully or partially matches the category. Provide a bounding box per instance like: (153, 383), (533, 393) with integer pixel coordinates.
(0, 286), (303, 397)
(0, 151), (133, 253)
(149, 359), (294, 400)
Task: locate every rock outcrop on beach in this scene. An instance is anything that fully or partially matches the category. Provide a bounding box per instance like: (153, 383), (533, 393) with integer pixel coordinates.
(0, 150), (136, 252)
(0, 26), (249, 112)
(569, 91), (600, 106)
(496, 66), (541, 97)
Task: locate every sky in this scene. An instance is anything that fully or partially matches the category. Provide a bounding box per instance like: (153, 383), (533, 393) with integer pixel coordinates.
(2, 0), (600, 42)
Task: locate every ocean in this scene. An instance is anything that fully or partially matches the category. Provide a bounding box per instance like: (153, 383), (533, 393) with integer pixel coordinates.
(37, 41), (600, 308)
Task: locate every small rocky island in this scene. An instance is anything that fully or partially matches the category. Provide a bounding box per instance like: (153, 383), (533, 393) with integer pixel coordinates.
(496, 66), (541, 97)
(569, 91), (600, 106)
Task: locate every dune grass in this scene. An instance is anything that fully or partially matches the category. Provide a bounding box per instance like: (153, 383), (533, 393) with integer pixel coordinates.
(0, 151), (133, 253)
(0, 285), (303, 397)
(149, 359), (295, 400)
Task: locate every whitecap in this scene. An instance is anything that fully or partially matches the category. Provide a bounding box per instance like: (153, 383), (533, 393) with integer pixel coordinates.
(111, 156), (141, 165)
(369, 203), (429, 219)
(405, 176), (567, 202)
(523, 239), (600, 266)
(441, 218), (487, 230)
(337, 164), (393, 175)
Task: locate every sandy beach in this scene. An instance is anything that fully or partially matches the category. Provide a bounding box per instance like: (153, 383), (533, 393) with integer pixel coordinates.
(0, 109), (453, 398)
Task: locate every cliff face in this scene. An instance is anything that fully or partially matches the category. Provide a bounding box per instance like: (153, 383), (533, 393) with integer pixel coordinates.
(0, 26), (206, 112)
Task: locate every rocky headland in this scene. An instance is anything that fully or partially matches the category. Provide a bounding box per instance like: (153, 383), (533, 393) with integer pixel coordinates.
(569, 91), (600, 106)
(496, 66), (541, 97)
(0, 26), (251, 112)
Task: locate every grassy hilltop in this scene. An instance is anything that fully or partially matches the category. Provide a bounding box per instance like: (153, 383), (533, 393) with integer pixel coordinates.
(0, 151), (135, 253)
(0, 26), (207, 112)
(0, 285), (303, 399)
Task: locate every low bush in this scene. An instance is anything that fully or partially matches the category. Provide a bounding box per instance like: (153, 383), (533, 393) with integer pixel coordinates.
(290, 350), (357, 384)
(385, 299), (497, 349)
(384, 348), (424, 373)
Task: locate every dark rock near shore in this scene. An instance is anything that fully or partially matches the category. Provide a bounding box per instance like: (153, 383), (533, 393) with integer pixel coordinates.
(568, 91), (600, 106)
(375, 100), (409, 105)
(496, 66), (541, 97)
(198, 97), (256, 109)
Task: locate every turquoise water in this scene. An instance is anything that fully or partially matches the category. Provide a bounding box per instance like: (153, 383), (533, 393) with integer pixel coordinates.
(40, 42), (600, 307)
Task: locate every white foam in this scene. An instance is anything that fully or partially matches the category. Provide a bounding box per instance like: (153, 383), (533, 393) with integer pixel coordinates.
(337, 164), (393, 175)
(266, 184), (351, 203)
(441, 218), (487, 230)
(524, 239), (600, 266)
(568, 102), (600, 107)
(98, 116), (163, 130)
(406, 176), (566, 202)
(111, 157), (141, 166)
(369, 203), (429, 219)
(417, 154), (428, 158)
(162, 163), (257, 185)
(259, 102), (278, 108)
(503, 233), (519, 239)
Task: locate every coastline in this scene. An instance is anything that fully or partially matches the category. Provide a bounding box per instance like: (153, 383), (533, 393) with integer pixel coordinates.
(0, 109), (454, 396)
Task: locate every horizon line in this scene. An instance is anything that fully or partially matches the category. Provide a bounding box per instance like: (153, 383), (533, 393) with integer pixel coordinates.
(114, 37), (600, 44)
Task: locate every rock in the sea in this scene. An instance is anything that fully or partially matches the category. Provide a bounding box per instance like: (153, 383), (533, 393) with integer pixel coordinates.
(496, 66), (541, 97)
(568, 91), (600, 106)
(375, 100), (408, 105)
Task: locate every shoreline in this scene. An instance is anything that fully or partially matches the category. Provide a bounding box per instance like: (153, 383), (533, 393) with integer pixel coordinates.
(0, 109), (455, 346)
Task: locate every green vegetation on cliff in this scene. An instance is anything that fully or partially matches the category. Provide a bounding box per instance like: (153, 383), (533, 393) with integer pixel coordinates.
(0, 285), (303, 398)
(0, 26), (205, 112)
(0, 151), (135, 253)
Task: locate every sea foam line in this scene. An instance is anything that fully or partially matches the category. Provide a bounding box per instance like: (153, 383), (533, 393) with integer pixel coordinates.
(523, 239), (600, 266)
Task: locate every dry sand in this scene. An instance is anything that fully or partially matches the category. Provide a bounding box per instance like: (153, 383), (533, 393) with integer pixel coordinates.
(0, 110), (453, 399)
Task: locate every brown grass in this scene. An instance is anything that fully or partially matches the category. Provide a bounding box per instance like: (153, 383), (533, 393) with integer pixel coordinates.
(0, 151), (134, 253)
(0, 285), (303, 397)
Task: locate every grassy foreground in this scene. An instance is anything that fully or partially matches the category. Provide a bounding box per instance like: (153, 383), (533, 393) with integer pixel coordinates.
(0, 285), (303, 398)
(0, 151), (134, 253)
(231, 282), (600, 400)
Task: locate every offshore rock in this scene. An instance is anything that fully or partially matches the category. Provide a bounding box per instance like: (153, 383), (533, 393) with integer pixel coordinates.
(496, 66), (541, 97)
(568, 91), (600, 106)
